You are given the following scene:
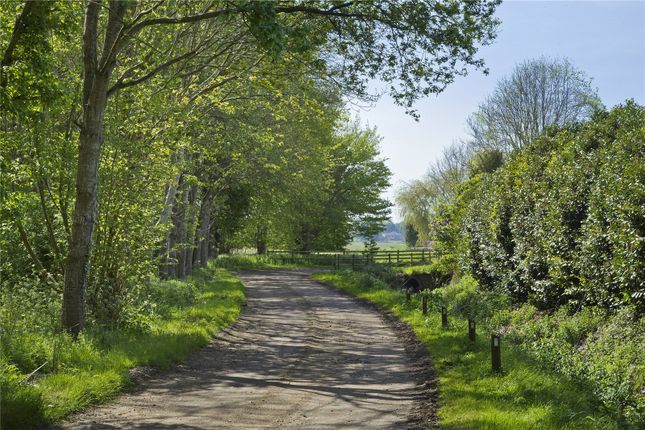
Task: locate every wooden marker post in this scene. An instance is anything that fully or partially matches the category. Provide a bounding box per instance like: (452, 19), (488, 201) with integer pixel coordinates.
(468, 319), (476, 342)
(491, 334), (501, 372)
(422, 295), (428, 315)
(441, 306), (448, 328)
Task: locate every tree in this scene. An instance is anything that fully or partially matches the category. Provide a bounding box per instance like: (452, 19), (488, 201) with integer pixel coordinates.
(404, 223), (418, 247)
(396, 142), (469, 242)
(2, 0), (502, 335)
(467, 57), (601, 152)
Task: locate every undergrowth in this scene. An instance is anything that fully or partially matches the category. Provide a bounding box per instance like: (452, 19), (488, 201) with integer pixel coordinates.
(0, 266), (245, 429)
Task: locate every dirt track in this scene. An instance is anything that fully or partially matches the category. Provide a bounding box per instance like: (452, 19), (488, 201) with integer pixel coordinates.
(62, 269), (434, 429)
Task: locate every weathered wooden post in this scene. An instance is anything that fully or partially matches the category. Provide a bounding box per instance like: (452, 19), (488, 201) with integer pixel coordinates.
(441, 306), (448, 328)
(352, 254), (355, 270)
(491, 334), (501, 372)
(388, 253), (392, 264)
(468, 319), (476, 342)
(397, 249), (400, 263)
(422, 295), (428, 315)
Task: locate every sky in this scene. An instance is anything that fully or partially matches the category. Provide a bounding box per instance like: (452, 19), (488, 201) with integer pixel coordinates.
(354, 0), (645, 222)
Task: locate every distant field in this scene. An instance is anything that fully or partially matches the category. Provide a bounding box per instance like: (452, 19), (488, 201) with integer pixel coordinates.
(346, 240), (408, 251)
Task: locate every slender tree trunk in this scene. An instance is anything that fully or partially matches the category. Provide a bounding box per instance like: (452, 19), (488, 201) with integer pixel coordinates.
(165, 176), (184, 279)
(184, 184), (198, 276)
(195, 187), (214, 268)
(175, 186), (189, 279)
(256, 223), (267, 255)
(62, 78), (108, 335)
(61, 0), (127, 335)
(208, 224), (218, 258)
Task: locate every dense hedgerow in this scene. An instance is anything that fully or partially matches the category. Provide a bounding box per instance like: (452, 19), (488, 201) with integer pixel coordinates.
(433, 102), (644, 311)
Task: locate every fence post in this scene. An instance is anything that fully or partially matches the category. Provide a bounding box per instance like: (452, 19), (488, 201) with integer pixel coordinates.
(468, 319), (476, 342)
(491, 334), (501, 372)
(441, 306), (448, 328)
(388, 253), (392, 264)
(397, 249), (400, 263)
(422, 295), (428, 315)
(352, 254), (355, 270)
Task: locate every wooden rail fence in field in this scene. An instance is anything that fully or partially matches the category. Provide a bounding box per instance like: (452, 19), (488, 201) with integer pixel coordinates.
(266, 249), (432, 268)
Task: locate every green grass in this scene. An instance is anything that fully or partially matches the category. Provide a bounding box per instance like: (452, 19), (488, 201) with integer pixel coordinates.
(346, 239), (408, 250)
(1, 267), (245, 429)
(313, 271), (619, 430)
(213, 254), (330, 270)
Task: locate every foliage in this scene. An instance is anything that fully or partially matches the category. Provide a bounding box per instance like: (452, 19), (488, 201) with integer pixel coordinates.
(467, 57), (601, 152)
(461, 102), (644, 310)
(404, 223), (419, 247)
(496, 305), (645, 427)
(430, 275), (509, 323)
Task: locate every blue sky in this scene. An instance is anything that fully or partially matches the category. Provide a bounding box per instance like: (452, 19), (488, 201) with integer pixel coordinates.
(355, 0), (645, 221)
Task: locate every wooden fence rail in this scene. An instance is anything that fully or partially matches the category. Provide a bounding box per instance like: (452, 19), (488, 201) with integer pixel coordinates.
(266, 248), (432, 267)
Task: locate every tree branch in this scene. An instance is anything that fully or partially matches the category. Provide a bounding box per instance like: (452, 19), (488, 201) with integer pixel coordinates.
(108, 49), (199, 96)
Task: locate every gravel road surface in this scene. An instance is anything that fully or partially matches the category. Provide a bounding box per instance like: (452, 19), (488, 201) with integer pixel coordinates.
(62, 269), (433, 429)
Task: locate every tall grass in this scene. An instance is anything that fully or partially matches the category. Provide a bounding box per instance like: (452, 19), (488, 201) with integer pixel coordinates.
(1, 266), (245, 429)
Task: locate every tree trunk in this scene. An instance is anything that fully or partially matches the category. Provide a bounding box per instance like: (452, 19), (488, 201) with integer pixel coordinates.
(184, 184), (198, 276)
(208, 224), (218, 258)
(256, 223), (268, 255)
(175, 185), (190, 279)
(62, 77), (108, 335)
(62, 0), (127, 335)
(195, 187), (214, 269)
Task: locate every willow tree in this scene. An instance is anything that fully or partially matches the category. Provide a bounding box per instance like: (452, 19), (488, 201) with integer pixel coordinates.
(4, 0), (500, 335)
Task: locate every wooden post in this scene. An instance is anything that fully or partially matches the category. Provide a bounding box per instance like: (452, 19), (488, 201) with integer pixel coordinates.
(468, 319), (476, 342)
(406, 289), (411, 302)
(352, 254), (355, 270)
(388, 253), (392, 264)
(410, 252), (413, 265)
(421, 249), (425, 262)
(422, 295), (428, 315)
(441, 306), (448, 328)
(491, 334), (501, 372)
(397, 249), (400, 263)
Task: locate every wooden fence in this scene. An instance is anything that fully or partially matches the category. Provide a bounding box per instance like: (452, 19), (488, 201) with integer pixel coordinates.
(266, 249), (432, 268)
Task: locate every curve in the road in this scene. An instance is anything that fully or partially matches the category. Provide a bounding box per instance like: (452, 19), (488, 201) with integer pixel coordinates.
(62, 269), (430, 429)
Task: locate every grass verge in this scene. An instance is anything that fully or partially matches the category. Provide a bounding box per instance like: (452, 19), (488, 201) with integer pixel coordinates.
(1, 267), (245, 429)
(313, 270), (620, 430)
(211, 254), (327, 270)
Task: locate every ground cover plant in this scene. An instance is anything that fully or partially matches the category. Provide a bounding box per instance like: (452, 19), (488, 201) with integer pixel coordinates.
(0, 266), (245, 429)
(314, 270), (642, 429)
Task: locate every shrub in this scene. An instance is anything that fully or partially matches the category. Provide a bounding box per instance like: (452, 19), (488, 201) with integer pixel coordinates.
(504, 305), (644, 427)
(459, 102), (645, 311)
